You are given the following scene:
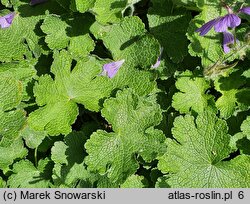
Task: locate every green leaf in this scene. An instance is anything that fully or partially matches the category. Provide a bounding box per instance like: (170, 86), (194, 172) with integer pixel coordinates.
(231, 134), (250, 155)
(0, 1), (64, 62)
(172, 70), (214, 114)
(85, 89), (166, 184)
(56, 0), (71, 9)
(148, 0), (192, 63)
(73, 0), (95, 13)
(0, 109), (26, 142)
(127, 0), (141, 4)
(172, 0), (205, 9)
(241, 117), (250, 138)
(41, 14), (95, 58)
(155, 176), (170, 188)
(28, 99), (78, 136)
(158, 110), (250, 187)
(216, 89), (239, 118)
(68, 35), (95, 59)
(0, 77), (26, 143)
(51, 131), (87, 165)
(96, 175), (119, 188)
(53, 163), (92, 187)
(0, 77), (22, 111)
(230, 116), (250, 153)
(230, 132), (245, 152)
(1, 0), (11, 7)
(41, 15), (69, 50)
(7, 159), (53, 188)
(91, 16), (160, 95)
(0, 176), (6, 187)
(21, 126), (47, 149)
(28, 50), (113, 135)
(51, 131), (90, 187)
(101, 16), (159, 68)
(187, 4), (224, 67)
(0, 78), (26, 172)
(214, 70), (248, 118)
(120, 174), (147, 188)
(51, 142), (68, 165)
(93, 0), (127, 24)
(0, 138), (28, 173)
(0, 60), (37, 101)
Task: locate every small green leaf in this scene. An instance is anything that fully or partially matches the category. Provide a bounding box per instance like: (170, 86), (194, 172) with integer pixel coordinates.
(230, 116), (250, 153)
(73, 0), (95, 13)
(51, 142), (68, 165)
(155, 176), (170, 188)
(0, 77), (26, 143)
(68, 35), (95, 59)
(172, 70), (214, 114)
(120, 174), (147, 188)
(101, 16), (159, 68)
(172, 0), (206, 8)
(0, 76), (27, 172)
(51, 131), (89, 187)
(0, 176), (6, 188)
(0, 138), (28, 173)
(7, 159), (53, 188)
(0, 77), (22, 111)
(148, 0), (192, 63)
(93, 0), (127, 24)
(0, 60), (37, 101)
(52, 163), (92, 188)
(21, 126), (47, 149)
(241, 117), (250, 138)
(214, 70), (248, 118)
(41, 15), (69, 50)
(41, 14), (95, 57)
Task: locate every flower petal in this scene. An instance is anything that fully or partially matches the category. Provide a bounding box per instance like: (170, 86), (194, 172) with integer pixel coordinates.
(226, 14), (241, 28)
(214, 14), (241, 32)
(196, 18), (219, 36)
(239, 7), (250, 15)
(30, 0), (48, 5)
(223, 31), (235, 53)
(0, 12), (15, 29)
(101, 59), (125, 78)
(152, 47), (163, 68)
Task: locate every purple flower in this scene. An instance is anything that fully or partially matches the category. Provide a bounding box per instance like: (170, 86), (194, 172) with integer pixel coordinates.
(0, 12), (15, 29)
(196, 6), (250, 36)
(196, 5), (250, 53)
(30, 0), (48, 6)
(239, 7), (250, 15)
(101, 59), (125, 78)
(214, 14), (241, 32)
(196, 14), (241, 36)
(223, 31), (236, 53)
(196, 19), (219, 36)
(152, 47), (163, 68)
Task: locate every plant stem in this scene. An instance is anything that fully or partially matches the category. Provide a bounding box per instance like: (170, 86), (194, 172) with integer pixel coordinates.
(34, 148), (38, 168)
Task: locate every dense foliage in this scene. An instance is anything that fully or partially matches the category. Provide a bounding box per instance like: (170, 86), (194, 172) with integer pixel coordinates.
(0, 0), (250, 188)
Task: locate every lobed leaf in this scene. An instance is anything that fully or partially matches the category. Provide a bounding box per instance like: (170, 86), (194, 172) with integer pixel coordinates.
(148, 0), (192, 63)
(28, 50), (113, 135)
(85, 89), (166, 184)
(172, 70), (214, 114)
(158, 110), (250, 187)
(7, 159), (53, 188)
